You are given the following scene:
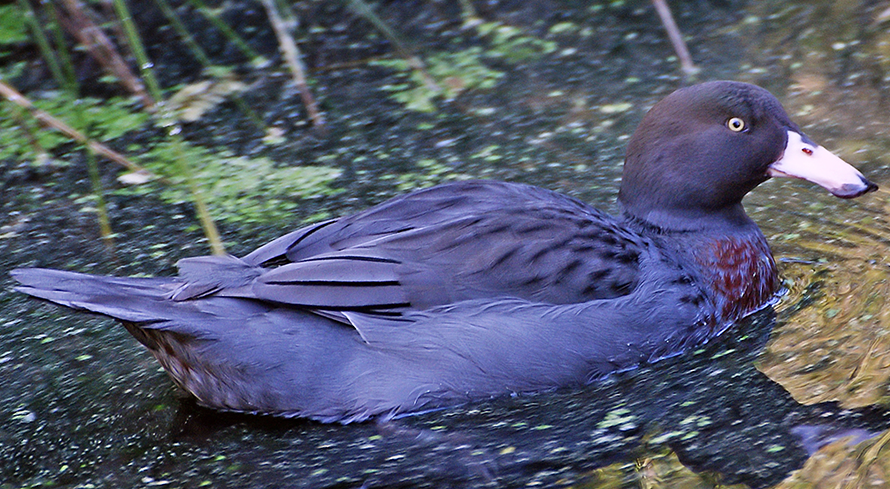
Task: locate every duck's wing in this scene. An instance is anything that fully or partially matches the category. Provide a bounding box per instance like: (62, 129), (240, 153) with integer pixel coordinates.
(176, 181), (647, 320)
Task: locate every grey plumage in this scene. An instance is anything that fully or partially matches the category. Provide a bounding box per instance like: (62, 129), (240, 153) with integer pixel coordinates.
(11, 81), (877, 422)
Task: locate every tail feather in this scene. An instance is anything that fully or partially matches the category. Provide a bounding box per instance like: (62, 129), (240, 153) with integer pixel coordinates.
(12, 267), (301, 413)
(12, 268), (181, 323)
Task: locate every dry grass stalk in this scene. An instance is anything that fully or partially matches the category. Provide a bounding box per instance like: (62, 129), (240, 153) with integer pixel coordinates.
(261, 0), (324, 127)
(56, 0), (155, 110)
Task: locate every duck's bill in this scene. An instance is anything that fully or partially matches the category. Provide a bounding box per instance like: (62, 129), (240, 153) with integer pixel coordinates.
(768, 131), (878, 199)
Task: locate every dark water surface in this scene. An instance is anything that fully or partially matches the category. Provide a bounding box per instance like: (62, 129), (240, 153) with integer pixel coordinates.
(3, 1), (890, 487)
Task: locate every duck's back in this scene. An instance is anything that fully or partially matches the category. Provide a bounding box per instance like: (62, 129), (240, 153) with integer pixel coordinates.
(204, 180), (652, 313)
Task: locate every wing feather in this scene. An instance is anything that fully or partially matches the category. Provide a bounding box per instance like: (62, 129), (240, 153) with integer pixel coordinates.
(172, 181), (646, 326)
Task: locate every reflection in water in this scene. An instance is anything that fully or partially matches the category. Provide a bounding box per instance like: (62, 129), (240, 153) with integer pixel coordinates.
(759, 203), (890, 411)
(160, 308), (888, 488)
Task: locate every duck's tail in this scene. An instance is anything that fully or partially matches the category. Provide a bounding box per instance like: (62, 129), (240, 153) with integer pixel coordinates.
(11, 268), (304, 416)
(11, 268), (180, 323)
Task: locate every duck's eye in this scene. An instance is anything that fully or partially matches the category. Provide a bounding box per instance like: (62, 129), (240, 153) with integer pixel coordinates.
(727, 117), (746, 132)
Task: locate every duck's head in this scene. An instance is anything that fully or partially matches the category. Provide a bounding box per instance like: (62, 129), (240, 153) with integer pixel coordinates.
(618, 81), (877, 231)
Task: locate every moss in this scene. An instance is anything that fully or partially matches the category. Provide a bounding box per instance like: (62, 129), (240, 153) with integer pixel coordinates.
(372, 20), (556, 112)
(0, 94), (149, 162)
(0, 5), (29, 45)
(379, 158), (471, 192)
(375, 47), (504, 112)
(123, 142), (342, 225)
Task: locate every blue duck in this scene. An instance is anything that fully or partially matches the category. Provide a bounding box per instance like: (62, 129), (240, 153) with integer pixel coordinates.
(12, 81), (877, 422)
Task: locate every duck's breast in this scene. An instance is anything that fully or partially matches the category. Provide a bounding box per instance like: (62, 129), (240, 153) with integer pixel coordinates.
(689, 233), (779, 323)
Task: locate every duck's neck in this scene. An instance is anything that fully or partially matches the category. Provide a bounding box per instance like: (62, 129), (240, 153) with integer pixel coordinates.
(624, 206), (781, 324)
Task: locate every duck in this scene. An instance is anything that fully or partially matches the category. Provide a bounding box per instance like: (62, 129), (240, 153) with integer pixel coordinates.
(12, 81), (877, 423)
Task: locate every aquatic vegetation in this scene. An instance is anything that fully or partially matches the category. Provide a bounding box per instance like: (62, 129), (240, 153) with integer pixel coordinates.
(373, 21), (556, 112)
(380, 158), (471, 192)
(0, 5), (28, 45)
(128, 143), (342, 226)
(374, 47), (505, 112)
(474, 22), (558, 62)
(0, 94), (149, 163)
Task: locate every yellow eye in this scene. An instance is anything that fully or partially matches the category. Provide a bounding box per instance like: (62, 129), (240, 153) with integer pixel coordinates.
(727, 117), (746, 132)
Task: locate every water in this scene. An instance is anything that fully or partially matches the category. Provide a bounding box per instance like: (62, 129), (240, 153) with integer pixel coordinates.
(2, 0), (890, 487)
